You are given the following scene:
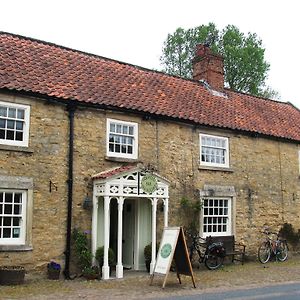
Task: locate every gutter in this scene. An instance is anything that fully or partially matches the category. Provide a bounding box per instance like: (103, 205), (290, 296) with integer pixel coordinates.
(63, 104), (76, 279)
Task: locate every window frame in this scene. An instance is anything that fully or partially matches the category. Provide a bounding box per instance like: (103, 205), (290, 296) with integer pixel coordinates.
(0, 189), (27, 245)
(106, 118), (138, 159)
(199, 133), (229, 168)
(200, 197), (232, 238)
(0, 101), (30, 147)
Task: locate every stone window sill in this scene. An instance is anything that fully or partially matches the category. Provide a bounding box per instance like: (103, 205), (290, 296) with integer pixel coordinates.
(105, 156), (140, 163)
(199, 165), (234, 172)
(0, 245), (33, 252)
(0, 144), (34, 153)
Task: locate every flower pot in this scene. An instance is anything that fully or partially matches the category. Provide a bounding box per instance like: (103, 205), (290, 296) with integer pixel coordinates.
(145, 259), (151, 273)
(47, 269), (60, 280)
(0, 266), (25, 285)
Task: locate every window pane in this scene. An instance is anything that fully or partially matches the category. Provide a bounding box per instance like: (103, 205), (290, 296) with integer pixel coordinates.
(109, 143), (114, 152)
(13, 228), (20, 238)
(128, 126), (134, 135)
(0, 129), (4, 139)
(109, 135), (114, 143)
(0, 106), (7, 117)
(13, 217), (20, 226)
(115, 144), (120, 153)
(122, 126), (128, 134)
(4, 204), (12, 214)
(115, 136), (120, 143)
(8, 108), (16, 118)
(6, 130), (14, 140)
(116, 124), (122, 133)
(17, 109), (25, 120)
(14, 205), (21, 215)
(127, 146), (133, 154)
(128, 137), (133, 145)
(16, 121), (23, 130)
(121, 145), (126, 153)
(110, 123), (115, 133)
(5, 193), (13, 203)
(3, 217), (11, 226)
(3, 228), (11, 238)
(0, 119), (5, 128)
(7, 120), (15, 129)
(16, 131), (23, 141)
(15, 194), (22, 203)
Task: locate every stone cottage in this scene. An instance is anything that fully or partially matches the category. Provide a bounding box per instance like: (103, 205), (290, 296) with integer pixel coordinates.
(0, 32), (300, 279)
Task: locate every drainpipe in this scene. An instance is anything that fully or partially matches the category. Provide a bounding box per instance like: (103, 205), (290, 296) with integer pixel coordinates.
(64, 104), (76, 279)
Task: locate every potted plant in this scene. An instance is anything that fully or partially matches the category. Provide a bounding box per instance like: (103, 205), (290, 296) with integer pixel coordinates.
(82, 266), (100, 280)
(95, 246), (115, 270)
(0, 266), (25, 285)
(47, 261), (61, 280)
(144, 244), (152, 273)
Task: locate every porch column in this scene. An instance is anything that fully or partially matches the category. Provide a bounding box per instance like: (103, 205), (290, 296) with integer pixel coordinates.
(102, 196), (111, 280)
(150, 197), (158, 274)
(163, 198), (169, 227)
(116, 196), (124, 278)
(91, 193), (98, 263)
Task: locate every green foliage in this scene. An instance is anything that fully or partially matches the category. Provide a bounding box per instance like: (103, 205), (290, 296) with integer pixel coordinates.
(180, 197), (202, 233)
(144, 244), (152, 261)
(279, 223), (300, 250)
(72, 228), (93, 271)
(82, 265), (100, 276)
(95, 246), (115, 267)
(160, 23), (277, 98)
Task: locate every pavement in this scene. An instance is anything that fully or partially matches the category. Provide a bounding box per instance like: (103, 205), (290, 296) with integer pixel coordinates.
(1, 254), (300, 299)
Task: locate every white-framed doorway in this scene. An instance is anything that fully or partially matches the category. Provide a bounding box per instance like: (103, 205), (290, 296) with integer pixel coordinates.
(110, 198), (152, 270)
(91, 165), (169, 280)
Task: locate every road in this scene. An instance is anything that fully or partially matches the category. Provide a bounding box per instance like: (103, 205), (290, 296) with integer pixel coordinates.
(152, 282), (300, 300)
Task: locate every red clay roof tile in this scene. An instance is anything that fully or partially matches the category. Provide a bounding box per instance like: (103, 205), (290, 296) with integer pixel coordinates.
(92, 165), (136, 180)
(1, 32), (300, 142)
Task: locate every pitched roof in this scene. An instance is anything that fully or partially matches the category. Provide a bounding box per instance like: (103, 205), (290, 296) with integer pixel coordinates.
(92, 165), (136, 180)
(1, 32), (300, 142)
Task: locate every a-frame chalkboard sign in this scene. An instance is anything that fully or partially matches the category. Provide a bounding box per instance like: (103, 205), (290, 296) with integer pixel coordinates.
(150, 227), (196, 288)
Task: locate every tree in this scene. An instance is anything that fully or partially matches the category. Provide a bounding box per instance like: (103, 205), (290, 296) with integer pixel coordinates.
(160, 23), (278, 99)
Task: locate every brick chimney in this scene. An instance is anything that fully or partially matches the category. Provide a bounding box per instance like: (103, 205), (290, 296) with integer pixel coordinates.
(192, 44), (224, 90)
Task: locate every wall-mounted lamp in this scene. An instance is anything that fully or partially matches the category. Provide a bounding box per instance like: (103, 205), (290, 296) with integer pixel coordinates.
(82, 195), (93, 210)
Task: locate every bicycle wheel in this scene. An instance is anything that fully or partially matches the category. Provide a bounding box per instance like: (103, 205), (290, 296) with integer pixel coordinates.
(204, 254), (224, 270)
(276, 241), (288, 262)
(258, 242), (271, 263)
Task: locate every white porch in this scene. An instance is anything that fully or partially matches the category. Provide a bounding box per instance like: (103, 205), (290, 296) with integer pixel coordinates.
(92, 166), (169, 280)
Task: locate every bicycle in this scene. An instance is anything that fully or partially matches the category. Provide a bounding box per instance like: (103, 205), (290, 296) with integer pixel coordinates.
(186, 230), (225, 270)
(258, 229), (288, 263)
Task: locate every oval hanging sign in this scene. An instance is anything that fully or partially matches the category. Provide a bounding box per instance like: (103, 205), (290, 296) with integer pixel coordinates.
(141, 174), (158, 194)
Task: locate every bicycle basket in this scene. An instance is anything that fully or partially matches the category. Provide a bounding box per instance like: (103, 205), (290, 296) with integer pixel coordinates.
(208, 242), (226, 258)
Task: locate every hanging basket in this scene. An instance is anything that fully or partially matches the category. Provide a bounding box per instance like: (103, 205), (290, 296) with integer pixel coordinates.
(0, 266), (25, 285)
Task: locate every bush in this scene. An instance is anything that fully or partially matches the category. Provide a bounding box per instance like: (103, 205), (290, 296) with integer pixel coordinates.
(95, 246), (115, 267)
(72, 228), (93, 271)
(144, 244), (152, 261)
(279, 223), (300, 250)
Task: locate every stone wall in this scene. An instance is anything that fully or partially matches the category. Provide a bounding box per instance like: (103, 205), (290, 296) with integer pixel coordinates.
(0, 91), (299, 270)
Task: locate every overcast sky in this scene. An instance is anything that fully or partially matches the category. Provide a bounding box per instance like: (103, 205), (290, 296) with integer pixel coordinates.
(1, 0), (300, 109)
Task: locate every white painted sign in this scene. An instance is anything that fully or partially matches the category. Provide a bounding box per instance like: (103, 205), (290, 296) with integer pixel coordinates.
(154, 227), (180, 275)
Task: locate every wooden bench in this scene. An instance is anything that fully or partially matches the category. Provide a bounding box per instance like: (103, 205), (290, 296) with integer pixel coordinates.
(208, 235), (246, 264)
